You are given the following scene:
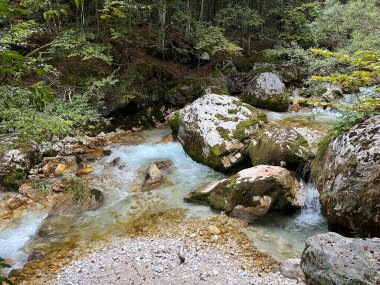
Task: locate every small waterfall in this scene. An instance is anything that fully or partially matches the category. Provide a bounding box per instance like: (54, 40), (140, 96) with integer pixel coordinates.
(294, 183), (324, 227)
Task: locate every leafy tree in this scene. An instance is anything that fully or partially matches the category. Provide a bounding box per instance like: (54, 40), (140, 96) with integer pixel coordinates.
(195, 24), (241, 56)
(216, 6), (263, 53)
(280, 2), (320, 47)
(309, 0), (380, 51)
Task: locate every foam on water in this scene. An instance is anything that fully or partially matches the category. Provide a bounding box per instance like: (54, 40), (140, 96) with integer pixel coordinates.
(247, 183), (327, 260)
(0, 209), (47, 269)
(1, 127), (328, 269)
(92, 130), (226, 218)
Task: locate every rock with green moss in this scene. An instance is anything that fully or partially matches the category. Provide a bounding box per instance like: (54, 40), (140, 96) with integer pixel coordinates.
(312, 115), (380, 237)
(167, 111), (181, 134)
(242, 72), (290, 112)
(186, 165), (305, 222)
(177, 93), (267, 172)
(248, 124), (314, 171)
(165, 77), (205, 107)
(0, 142), (41, 190)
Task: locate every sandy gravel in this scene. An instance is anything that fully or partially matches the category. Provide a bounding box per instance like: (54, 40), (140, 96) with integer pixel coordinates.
(54, 237), (303, 285)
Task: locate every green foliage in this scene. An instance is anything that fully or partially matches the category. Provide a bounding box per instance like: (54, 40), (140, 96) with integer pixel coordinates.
(310, 49), (380, 90)
(309, 0), (380, 51)
(195, 24), (241, 56)
(216, 6), (262, 52)
(47, 29), (113, 64)
(0, 86), (102, 143)
(0, 49), (25, 78)
(280, 2), (320, 46)
(62, 177), (88, 202)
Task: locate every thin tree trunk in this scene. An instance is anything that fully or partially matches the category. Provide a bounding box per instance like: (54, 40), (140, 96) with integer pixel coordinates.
(81, 0), (85, 26)
(199, 0), (204, 22)
(95, 0), (99, 35)
(158, 0), (167, 55)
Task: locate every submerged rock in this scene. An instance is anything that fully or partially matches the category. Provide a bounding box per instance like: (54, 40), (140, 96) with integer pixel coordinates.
(301, 232), (380, 285)
(174, 93), (267, 172)
(312, 115), (380, 236)
(248, 124), (314, 171)
(186, 165), (305, 222)
(242, 72), (289, 112)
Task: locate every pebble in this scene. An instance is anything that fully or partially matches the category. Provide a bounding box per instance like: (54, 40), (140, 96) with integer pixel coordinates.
(54, 238), (303, 285)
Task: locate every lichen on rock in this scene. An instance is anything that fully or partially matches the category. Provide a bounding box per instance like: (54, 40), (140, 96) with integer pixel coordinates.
(186, 165), (306, 222)
(312, 115), (380, 237)
(248, 124), (314, 171)
(174, 93), (267, 172)
(242, 72), (290, 112)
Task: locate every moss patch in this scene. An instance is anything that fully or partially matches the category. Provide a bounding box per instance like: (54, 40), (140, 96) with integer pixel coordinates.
(168, 111), (180, 134)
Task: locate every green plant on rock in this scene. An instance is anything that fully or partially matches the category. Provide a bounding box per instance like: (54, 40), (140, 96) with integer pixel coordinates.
(0, 257), (13, 285)
(62, 177), (89, 202)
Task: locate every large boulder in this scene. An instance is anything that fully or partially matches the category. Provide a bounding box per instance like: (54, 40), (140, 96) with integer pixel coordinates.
(301, 232), (380, 285)
(175, 93), (267, 172)
(242, 72), (290, 112)
(186, 165), (306, 222)
(248, 124), (314, 171)
(312, 115), (380, 236)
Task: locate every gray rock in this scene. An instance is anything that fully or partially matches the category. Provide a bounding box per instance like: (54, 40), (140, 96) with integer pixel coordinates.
(0, 142), (41, 189)
(248, 124), (314, 171)
(176, 93), (267, 172)
(312, 115), (380, 236)
(321, 83), (343, 102)
(280, 258), (304, 281)
(144, 163), (163, 186)
(301, 232), (380, 285)
(186, 165), (306, 221)
(242, 72), (289, 111)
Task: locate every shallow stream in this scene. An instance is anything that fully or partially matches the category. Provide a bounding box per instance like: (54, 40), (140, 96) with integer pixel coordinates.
(0, 109), (339, 271)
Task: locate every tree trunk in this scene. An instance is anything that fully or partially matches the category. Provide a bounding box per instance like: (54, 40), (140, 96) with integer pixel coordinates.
(158, 0), (167, 56)
(199, 0), (204, 22)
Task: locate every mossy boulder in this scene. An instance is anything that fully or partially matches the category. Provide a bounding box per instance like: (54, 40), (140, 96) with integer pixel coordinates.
(166, 111), (180, 135)
(176, 93), (267, 172)
(0, 141), (41, 190)
(242, 72), (290, 112)
(312, 115), (380, 237)
(165, 77), (205, 107)
(248, 124), (314, 171)
(186, 165), (305, 222)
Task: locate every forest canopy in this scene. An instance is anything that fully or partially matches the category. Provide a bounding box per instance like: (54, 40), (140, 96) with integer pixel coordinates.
(0, 0), (379, 142)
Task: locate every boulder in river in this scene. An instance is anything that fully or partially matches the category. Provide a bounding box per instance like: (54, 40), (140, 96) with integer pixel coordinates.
(301, 232), (380, 285)
(186, 165), (306, 222)
(242, 72), (290, 112)
(174, 93), (267, 172)
(312, 115), (380, 236)
(248, 124), (314, 171)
